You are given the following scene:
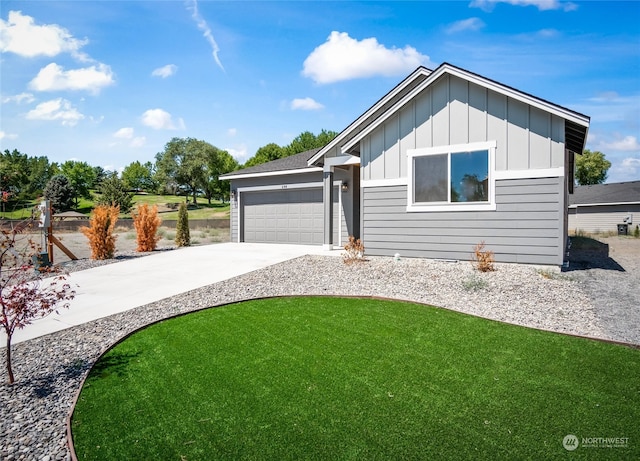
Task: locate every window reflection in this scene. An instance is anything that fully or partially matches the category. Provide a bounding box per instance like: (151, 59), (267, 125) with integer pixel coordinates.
(450, 150), (489, 202)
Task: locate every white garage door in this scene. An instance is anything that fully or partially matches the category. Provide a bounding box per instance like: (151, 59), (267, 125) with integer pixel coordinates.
(242, 187), (339, 245)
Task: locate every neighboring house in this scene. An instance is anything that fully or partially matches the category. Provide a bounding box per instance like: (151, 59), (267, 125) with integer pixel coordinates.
(221, 63), (590, 266)
(569, 181), (640, 234)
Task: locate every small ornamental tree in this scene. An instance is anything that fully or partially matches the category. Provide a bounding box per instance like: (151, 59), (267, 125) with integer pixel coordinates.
(175, 202), (190, 247)
(1, 219), (75, 383)
(81, 205), (119, 259)
(132, 204), (162, 252)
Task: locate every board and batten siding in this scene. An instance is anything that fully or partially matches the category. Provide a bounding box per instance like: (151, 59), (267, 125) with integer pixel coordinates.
(360, 74), (566, 181)
(362, 177), (566, 265)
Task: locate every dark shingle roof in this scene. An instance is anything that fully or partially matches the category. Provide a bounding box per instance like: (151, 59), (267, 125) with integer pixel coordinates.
(221, 148), (321, 178)
(569, 181), (640, 206)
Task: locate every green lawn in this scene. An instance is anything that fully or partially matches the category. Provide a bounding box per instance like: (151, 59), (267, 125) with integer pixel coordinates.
(1, 194), (229, 220)
(71, 297), (640, 460)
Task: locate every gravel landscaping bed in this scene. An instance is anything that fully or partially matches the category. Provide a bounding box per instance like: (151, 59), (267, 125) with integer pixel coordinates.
(1, 240), (639, 460)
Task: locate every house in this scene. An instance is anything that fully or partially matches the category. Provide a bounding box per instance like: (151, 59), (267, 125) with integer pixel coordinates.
(221, 63), (590, 266)
(569, 181), (640, 234)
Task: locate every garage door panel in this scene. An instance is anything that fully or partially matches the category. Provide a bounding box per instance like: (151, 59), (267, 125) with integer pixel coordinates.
(242, 187), (339, 245)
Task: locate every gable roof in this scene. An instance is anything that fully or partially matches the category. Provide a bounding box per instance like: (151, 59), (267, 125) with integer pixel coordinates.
(220, 148), (321, 180)
(569, 181), (640, 206)
(308, 62), (590, 166)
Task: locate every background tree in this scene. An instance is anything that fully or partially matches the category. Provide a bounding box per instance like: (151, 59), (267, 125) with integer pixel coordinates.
(576, 149), (611, 185)
(0, 149), (29, 204)
(60, 160), (97, 207)
(155, 138), (211, 204)
(43, 175), (75, 212)
(95, 172), (134, 213)
(243, 130), (337, 168)
(283, 129), (338, 157)
(122, 160), (157, 192)
(243, 143), (285, 168)
(0, 149), (56, 205)
(25, 155), (57, 199)
(175, 202), (190, 247)
(93, 166), (108, 188)
(1, 219), (75, 383)
(203, 148), (239, 204)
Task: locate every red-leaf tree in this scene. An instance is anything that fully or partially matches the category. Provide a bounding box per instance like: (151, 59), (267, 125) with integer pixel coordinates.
(0, 219), (75, 383)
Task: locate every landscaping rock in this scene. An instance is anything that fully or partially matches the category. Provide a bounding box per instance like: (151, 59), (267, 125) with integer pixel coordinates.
(1, 237), (638, 459)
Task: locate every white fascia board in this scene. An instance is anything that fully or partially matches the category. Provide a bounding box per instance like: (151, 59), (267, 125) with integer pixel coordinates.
(494, 167), (565, 180)
(361, 178), (408, 188)
(307, 67), (433, 166)
(220, 166), (322, 181)
(569, 201), (640, 209)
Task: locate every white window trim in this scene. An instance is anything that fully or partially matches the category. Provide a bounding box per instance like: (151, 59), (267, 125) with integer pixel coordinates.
(407, 140), (497, 212)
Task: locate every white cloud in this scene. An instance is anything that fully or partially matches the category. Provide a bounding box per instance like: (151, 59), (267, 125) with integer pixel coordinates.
(2, 92), (35, 104)
(185, 0), (224, 72)
(29, 62), (115, 94)
(0, 130), (18, 140)
(141, 108), (185, 130)
(291, 97), (324, 111)
(130, 136), (146, 148)
(610, 156), (640, 183)
(599, 136), (640, 152)
(622, 157), (640, 168)
(25, 98), (84, 126)
(113, 127), (134, 139)
(227, 128), (237, 137)
(446, 18), (485, 34)
(151, 64), (177, 78)
(226, 144), (248, 161)
(302, 31), (433, 84)
(470, 0), (577, 11)
(0, 10), (89, 60)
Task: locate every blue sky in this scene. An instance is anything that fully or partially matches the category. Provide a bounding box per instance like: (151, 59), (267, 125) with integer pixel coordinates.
(1, 0), (639, 183)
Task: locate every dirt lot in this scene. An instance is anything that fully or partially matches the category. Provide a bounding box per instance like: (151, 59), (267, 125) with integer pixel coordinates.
(568, 235), (640, 345)
(38, 225), (230, 264)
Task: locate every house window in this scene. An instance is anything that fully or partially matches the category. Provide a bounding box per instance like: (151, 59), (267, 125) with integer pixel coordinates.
(408, 141), (496, 212)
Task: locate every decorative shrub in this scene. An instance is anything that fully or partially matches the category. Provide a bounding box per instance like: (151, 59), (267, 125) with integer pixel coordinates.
(471, 241), (495, 272)
(634, 225), (639, 239)
(132, 204), (162, 252)
(81, 205), (119, 260)
(343, 236), (365, 264)
(175, 202), (190, 247)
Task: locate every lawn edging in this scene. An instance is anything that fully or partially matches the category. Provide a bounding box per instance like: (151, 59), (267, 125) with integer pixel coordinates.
(65, 294), (640, 460)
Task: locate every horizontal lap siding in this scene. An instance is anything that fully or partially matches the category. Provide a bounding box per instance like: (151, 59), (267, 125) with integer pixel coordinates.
(362, 177), (563, 265)
(569, 204), (640, 234)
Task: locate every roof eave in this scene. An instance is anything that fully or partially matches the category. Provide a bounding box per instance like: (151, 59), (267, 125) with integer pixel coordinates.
(309, 62), (591, 165)
(220, 166), (322, 181)
(307, 66), (433, 166)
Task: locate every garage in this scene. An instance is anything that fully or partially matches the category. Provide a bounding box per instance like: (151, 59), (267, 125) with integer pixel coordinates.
(241, 187), (340, 245)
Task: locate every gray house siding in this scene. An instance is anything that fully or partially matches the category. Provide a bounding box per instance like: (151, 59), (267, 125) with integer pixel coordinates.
(569, 204), (640, 234)
(361, 74), (565, 182)
(362, 176), (565, 265)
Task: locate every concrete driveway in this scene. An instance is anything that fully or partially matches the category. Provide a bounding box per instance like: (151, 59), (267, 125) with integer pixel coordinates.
(3, 243), (333, 345)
